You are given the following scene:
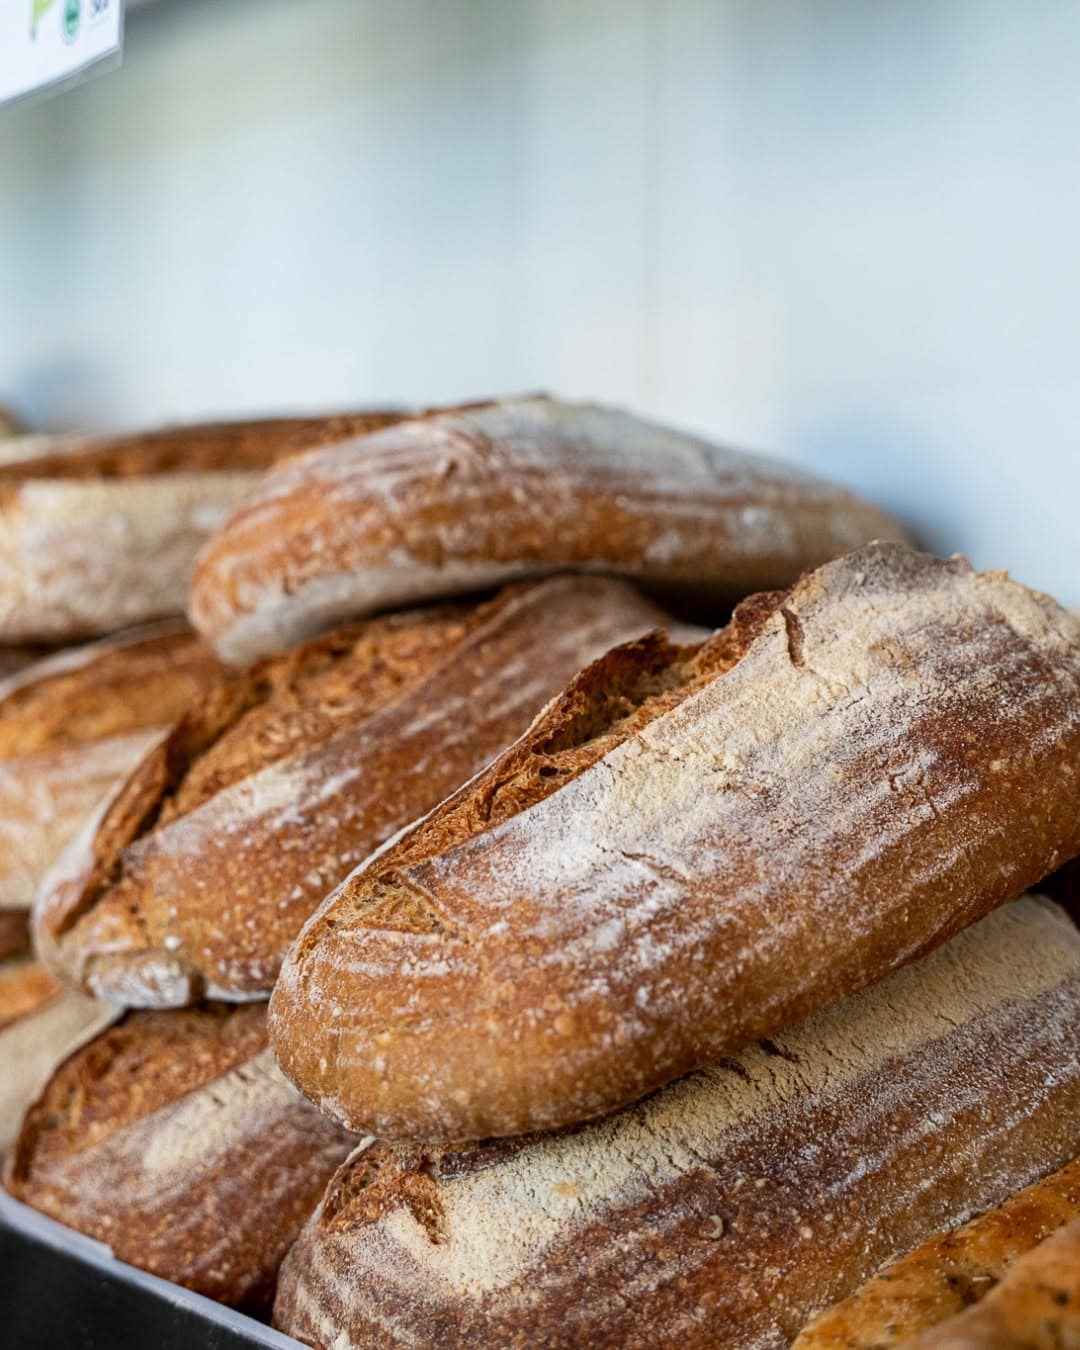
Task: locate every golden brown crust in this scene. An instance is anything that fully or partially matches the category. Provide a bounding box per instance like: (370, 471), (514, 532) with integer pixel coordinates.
(900, 1220), (1080, 1348)
(34, 576), (679, 1006)
(188, 396), (908, 663)
(794, 1158), (1080, 1347)
(0, 959), (62, 1033)
(269, 542), (1080, 1143)
(5, 1004), (357, 1315)
(272, 901), (1080, 1349)
(0, 623), (222, 759)
(0, 626), (224, 913)
(0, 412), (401, 483)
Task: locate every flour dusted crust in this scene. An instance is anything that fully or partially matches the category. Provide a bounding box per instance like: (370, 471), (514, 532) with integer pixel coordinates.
(0, 624), (223, 912)
(5, 1003), (357, 1314)
(272, 899), (1080, 1350)
(0, 412), (400, 642)
(270, 542), (1080, 1142)
(0, 959), (114, 1154)
(794, 1155), (1080, 1347)
(188, 396), (908, 663)
(34, 576), (681, 1007)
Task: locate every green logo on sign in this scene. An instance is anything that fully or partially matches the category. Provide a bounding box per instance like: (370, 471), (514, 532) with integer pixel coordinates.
(63, 0), (79, 42)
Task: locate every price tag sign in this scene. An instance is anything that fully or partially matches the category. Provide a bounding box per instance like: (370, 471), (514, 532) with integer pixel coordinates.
(0, 0), (124, 107)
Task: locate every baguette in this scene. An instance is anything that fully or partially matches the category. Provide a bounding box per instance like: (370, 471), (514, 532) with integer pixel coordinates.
(0, 412), (399, 642)
(34, 576), (683, 1006)
(0, 958), (114, 1154)
(0, 623), (223, 913)
(794, 1158), (1080, 1347)
(901, 1221), (1080, 1348)
(272, 898), (1080, 1350)
(188, 395), (908, 663)
(5, 1003), (357, 1314)
(269, 541), (1080, 1142)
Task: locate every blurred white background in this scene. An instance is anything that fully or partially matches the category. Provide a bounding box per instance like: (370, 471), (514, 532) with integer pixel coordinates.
(1, 0), (1077, 599)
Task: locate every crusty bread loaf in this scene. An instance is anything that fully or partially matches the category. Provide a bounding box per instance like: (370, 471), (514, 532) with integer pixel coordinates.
(272, 898), (1080, 1350)
(794, 1157), (1080, 1347)
(269, 542), (1080, 1142)
(4, 1003), (357, 1315)
(34, 576), (684, 1007)
(0, 958), (114, 1154)
(900, 1220), (1080, 1348)
(0, 624), (223, 913)
(0, 412), (400, 643)
(188, 395), (908, 663)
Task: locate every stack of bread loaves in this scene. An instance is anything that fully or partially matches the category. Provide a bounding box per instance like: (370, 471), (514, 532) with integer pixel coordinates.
(3, 395), (1080, 1346)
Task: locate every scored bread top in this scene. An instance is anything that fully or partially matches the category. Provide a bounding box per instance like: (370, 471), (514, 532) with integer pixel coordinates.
(793, 1156), (1080, 1347)
(5, 1003), (357, 1314)
(272, 899), (1080, 1350)
(189, 395), (908, 663)
(34, 576), (681, 1007)
(269, 541), (1080, 1143)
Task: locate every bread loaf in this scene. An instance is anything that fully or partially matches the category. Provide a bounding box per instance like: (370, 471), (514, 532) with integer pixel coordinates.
(0, 623), (223, 914)
(0, 910), (30, 961)
(0, 412), (399, 642)
(188, 395), (908, 663)
(0, 958), (114, 1154)
(34, 576), (683, 1006)
(794, 1157), (1080, 1347)
(272, 898), (1080, 1350)
(900, 1220), (1080, 1348)
(269, 542), (1080, 1142)
(5, 1003), (357, 1314)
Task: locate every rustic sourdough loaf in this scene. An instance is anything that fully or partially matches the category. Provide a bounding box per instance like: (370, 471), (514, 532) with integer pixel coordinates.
(899, 1220), (1080, 1348)
(270, 541), (1080, 1142)
(272, 898), (1080, 1350)
(5, 1002), (357, 1315)
(0, 958), (114, 1154)
(34, 576), (683, 1006)
(0, 623), (223, 915)
(188, 395), (908, 663)
(0, 411), (400, 643)
(794, 1156), (1080, 1347)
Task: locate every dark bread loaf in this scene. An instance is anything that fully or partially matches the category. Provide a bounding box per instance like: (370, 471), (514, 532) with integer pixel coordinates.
(35, 576), (683, 1006)
(900, 1220), (1080, 1348)
(188, 395), (908, 663)
(0, 958), (113, 1153)
(5, 1002), (357, 1315)
(0, 911), (30, 961)
(272, 899), (1080, 1350)
(0, 624), (223, 914)
(0, 412), (400, 642)
(269, 542), (1080, 1142)
(794, 1156), (1080, 1347)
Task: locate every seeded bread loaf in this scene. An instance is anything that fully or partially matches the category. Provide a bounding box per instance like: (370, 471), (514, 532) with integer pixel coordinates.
(0, 958), (114, 1154)
(34, 576), (683, 1007)
(900, 1220), (1080, 1348)
(794, 1157), (1080, 1347)
(0, 412), (399, 643)
(5, 1003), (357, 1314)
(0, 623), (223, 914)
(272, 898), (1080, 1350)
(188, 395), (908, 663)
(270, 542), (1080, 1143)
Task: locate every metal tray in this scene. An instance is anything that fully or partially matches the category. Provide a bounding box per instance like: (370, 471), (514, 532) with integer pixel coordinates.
(0, 1189), (304, 1349)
